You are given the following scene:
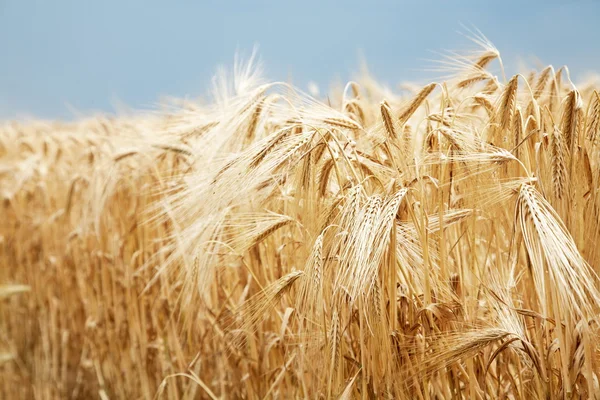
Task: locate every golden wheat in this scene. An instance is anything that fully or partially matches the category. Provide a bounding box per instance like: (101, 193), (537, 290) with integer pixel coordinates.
(2, 37), (600, 399)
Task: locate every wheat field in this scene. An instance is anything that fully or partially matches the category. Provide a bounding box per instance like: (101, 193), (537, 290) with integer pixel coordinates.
(2, 37), (600, 399)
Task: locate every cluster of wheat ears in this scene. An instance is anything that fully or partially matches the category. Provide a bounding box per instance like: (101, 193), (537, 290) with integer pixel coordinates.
(2, 36), (600, 399)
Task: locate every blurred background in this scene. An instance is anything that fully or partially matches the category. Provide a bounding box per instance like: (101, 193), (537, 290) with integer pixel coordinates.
(1, 0), (599, 119)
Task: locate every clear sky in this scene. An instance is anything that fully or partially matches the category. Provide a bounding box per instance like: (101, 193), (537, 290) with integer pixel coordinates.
(1, 0), (599, 119)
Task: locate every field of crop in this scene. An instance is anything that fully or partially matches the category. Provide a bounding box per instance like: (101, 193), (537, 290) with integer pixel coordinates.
(2, 39), (600, 399)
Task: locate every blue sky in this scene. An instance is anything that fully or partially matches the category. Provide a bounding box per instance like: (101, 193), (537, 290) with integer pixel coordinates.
(1, 0), (599, 119)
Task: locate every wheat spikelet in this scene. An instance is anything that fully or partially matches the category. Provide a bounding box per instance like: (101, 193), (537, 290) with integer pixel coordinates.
(324, 308), (343, 398)
(296, 233), (324, 318)
(586, 91), (600, 142)
(550, 125), (568, 199)
(381, 100), (397, 139)
(414, 328), (512, 379)
(497, 75), (519, 133)
(513, 107), (524, 159)
(250, 217), (293, 248)
(323, 116), (362, 130)
(456, 72), (492, 89)
(318, 158), (335, 196)
(561, 89), (582, 152)
(534, 66), (552, 99)
(228, 270), (304, 345)
(371, 277), (383, 319)
(249, 127), (291, 168)
(473, 93), (495, 116)
(398, 83), (436, 123)
(474, 49), (499, 70)
(345, 99), (366, 126)
(481, 77), (500, 95)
